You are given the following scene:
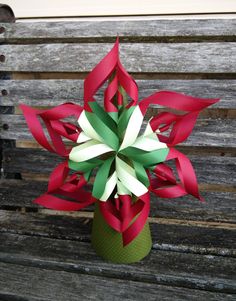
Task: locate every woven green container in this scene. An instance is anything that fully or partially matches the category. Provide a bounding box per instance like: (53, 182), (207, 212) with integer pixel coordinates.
(91, 201), (152, 263)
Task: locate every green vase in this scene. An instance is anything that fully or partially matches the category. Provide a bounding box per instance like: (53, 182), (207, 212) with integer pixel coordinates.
(91, 201), (152, 263)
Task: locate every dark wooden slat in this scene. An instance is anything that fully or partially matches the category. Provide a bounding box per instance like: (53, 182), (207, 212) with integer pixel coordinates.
(1, 19), (236, 43)
(0, 233), (236, 295)
(1, 79), (235, 109)
(0, 43), (235, 73)
(1, 115), (235, 148)
(0, 179), (235, 223)
(152, 191), (236, 223)
(0, 261), (235, 301)
(0, 210), (235, 257)
(0, 180), (45, 208)
(2, 148), (235, 186)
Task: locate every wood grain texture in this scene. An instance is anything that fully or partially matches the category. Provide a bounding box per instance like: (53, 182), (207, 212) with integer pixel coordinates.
(0, 210), (235, 257)
(151, 191), (236, 223)
(0, 43), (235, 73)
(0, 17), (236, 301)
(0, 19), (235, 43)
(0, 261), (235, 301)
(1, 79), (235, 108)
(0, 179), (235, 222)
(2, 148), (235, 186)
(0, 232), (235, 295)
(1, 115), (235, 148)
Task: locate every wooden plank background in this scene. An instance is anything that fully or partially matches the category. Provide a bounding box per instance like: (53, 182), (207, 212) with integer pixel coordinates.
(0, 18), (236, 300)
(0, 42), (235, 73)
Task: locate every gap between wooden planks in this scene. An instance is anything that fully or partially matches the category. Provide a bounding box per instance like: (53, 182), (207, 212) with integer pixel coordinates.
(12, 71), (236, 80)
(38, 208), (236, 230)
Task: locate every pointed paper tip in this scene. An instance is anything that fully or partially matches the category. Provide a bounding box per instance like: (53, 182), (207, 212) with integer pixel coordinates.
(18, 103), (27, 111)
(18, 103), (34, 115)
(213, 98), (221, 104)
(115, 35), (120, 47)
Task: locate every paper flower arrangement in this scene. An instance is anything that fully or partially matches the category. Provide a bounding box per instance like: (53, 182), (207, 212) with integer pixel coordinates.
(20, 38), (219, 263)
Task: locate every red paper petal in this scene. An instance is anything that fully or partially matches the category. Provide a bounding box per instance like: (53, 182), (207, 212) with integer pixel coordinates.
(20, 103), (82, 157)
(139, 90), (219, 116)
(99, 192), (150, 246)
(34, 161), (95, 211)
(84, 37), (138, 112)
(150, 111), (199, 146)
(150, 148), (204, 201)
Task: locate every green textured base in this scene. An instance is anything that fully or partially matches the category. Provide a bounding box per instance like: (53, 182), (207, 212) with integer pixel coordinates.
(91, 202), (152, 263)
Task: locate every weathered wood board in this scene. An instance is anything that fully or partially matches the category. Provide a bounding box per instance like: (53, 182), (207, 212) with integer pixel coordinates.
(0, 179), (235, 222)
(2, 149), (235, 186)
(0, 17), (235, 301)
(1, 79), (236, 108)
(0, 262), (234, 301)
(1, 19), (236, 42)
(1, 116), (236, 148)
(0, 43), (236, 73)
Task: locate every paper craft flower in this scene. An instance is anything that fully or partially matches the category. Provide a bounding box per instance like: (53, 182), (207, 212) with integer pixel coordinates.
(20, 38), (219, 263)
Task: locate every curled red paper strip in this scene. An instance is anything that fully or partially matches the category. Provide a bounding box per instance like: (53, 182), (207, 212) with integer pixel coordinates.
(150, 148), (204, 201)
(84, 38), (138, 112)
(99, 192), (150, 246)
(34, 161), (96, 211)
(20, 103), (82, 156)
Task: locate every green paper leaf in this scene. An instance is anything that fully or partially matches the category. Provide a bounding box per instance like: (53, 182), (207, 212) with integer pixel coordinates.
(132, 160), (150, 188)
(68, 158), (102, 173)
(92, 157), (114, 199)
(117, 106), (135, 139)
(88, 101), (117, 132)
(121, 147), (169, 167)
(85, 111), (119, 151)
(83, 170), (92, 182)
(118, 86), (128, 106)
(108, 111), (118, 123)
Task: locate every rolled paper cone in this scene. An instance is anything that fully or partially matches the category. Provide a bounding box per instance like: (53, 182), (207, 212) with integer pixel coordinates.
(91, 201), (152, 263)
